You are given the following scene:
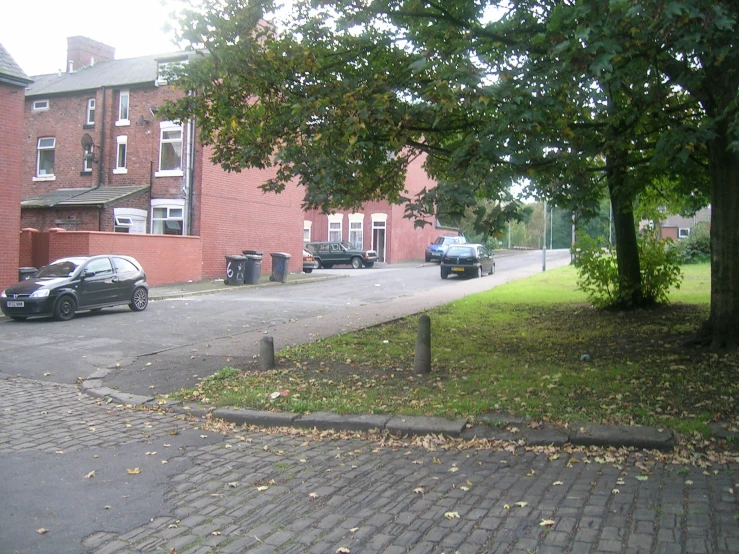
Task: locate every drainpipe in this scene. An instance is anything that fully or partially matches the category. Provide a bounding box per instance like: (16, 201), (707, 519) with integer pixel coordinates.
(185, 93), (196, 235)
(98, 87), (106, 186)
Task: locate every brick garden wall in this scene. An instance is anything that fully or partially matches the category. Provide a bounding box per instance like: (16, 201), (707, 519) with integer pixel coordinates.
(28, 229), (203, 286)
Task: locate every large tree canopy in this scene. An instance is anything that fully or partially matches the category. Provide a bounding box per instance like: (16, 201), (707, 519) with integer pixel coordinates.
(164, 0), (737, 348)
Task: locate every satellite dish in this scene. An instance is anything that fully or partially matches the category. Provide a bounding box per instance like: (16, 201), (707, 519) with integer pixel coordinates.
(81, 133), (93, 150)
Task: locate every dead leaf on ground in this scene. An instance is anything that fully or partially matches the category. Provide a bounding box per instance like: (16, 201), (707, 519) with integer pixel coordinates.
(36, 528), (48, 535)
(540, 519), (556, 526)
(83, 471), (95, 479)
(126, 468), (141, 475)
(444, 511), (460, 520)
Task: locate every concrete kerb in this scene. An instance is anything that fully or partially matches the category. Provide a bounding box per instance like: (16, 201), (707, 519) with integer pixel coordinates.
(75, 265), (682, 451)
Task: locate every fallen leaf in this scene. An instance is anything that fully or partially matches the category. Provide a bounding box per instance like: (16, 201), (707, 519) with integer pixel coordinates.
(228, 482), (240, 488)
(83, 471), (95, 479)
(336, 548), (350, 554)
(540, 519), (556, 527)
(444, 511), (460, 520)
(413, 487), (424, 494)
(552, 481), (563, 486)
(211, 531), (221, 536)
(36, 528), (48, 534)
(612, 488), (620, 494)
(504, 504), (510, 509)
(256, 486), (269, 491)
(635, 476), (648, 481)
(349, 527), (359, 532)
(514, 501), (528, 508)
(127, 468), (141, 475)
(685, 480), (693, 486)
(448, 467), (459, 473)
(460, 486), (470, 491)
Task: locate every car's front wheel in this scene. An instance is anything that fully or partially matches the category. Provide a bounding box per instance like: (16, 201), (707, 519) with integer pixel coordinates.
(304, 268), (313, 274)
(129, 287), (149, 312)
(441, 268), (449, 279)
(54, 295), (76, 321)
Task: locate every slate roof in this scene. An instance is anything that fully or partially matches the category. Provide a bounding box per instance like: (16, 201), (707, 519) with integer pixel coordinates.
(0, 42), (32, 87)
(26, 50), (198, 97)
(22, 186), (150, 208)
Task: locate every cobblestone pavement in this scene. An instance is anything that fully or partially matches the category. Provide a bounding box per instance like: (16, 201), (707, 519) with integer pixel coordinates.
(1, 376), (738, 554)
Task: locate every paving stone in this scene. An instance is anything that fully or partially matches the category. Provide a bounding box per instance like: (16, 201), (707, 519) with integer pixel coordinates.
(385, 415), (468, 437)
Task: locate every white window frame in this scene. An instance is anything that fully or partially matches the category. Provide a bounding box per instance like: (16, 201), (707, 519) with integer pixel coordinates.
(155, 59), (187, 86)
(155, 121), (184, 177)
(32, 99), (49, 111)
(85, 98), (96, 125)
(114, 208), (147, 233)
(151, 199), (185, 235)
(303, 221), (312, 243)
(82, 144), (94, 173)
(33, 137), (56, 181)
(348, 213), (364, 249)
(678, 228), (691, 239)
(116, 89), (130, 126)
(114, 136), (127, 174)
(328, 214), (343, 242)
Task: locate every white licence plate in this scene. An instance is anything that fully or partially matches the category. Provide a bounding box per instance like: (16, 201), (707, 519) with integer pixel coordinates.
(7, 301), (24, 308)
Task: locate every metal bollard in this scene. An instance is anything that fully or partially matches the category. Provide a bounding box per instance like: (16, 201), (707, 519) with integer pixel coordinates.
(413, 314), (431, 374)
(259, 336), (275, 370)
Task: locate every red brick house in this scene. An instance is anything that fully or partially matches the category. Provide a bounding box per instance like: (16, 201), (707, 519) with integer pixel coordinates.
(17, 37), (442, 283)
(0, 43), (32, 290)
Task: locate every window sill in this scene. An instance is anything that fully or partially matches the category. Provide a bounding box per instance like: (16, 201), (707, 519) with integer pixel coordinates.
(83, 124), (95, 129)
(115, 120), (130, 127)
(154, 170), (184, 178)
(113, 168), (128, 174)
(33, 175), (56, 181)
(80, 170), (92, 176)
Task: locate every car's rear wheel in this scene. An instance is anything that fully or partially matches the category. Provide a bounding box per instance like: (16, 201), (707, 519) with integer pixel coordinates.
(54, 295), (76, 321)
(364, 262), (374, 268)
(476, 266), (483, 278)
(351, 257), (362, 269)
(323, 263), (333, 269)
(490, 263), (495, 275)
(304, 268), (313, 274)
(9, 316), (27, 321)
(129, 287), (149, 312)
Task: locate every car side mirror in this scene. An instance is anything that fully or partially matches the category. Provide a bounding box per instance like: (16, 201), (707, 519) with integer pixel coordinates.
(83, 270), (96, 278)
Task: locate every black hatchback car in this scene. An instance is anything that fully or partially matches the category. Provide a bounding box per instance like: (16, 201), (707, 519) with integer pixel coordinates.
(440, 244), (495, 279)
(1, 255), (149, 321)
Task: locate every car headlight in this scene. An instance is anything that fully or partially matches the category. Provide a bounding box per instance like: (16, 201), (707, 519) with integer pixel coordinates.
(0, 290), (5, 298)
(30, 289), (50, 298)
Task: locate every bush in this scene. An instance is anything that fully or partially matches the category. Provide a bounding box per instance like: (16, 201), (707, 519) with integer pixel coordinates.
(573, 232), (682, 308)
(671, 222), (711, 264)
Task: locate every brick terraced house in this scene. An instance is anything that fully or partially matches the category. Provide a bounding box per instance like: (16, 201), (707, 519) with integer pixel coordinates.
(0, 42), (32, 290)
(16, 37), (442, 284)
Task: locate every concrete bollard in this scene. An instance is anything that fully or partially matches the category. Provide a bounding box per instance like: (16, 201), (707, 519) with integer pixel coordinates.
(259, 336), (275, 370)
(413, 314), (431, 374)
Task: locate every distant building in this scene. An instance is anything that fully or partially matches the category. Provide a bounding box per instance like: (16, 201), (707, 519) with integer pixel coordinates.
(16, 37), (443, 282)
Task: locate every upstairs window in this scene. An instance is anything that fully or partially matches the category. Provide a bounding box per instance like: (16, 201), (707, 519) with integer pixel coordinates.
(116, 90), (129, 125)
(156, 122), (183, 176)
(85, 98), (95, 125)
(36, 137), (55, 179)
(114, 136), (127, 174)
(32, 99), (49, 111)
(82, 144), (94, 173)
(156, 59), (187, 86)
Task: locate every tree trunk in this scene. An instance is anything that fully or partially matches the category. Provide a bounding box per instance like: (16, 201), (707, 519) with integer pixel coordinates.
(607, 155), (642, 307)
(707, 119), (739, 349)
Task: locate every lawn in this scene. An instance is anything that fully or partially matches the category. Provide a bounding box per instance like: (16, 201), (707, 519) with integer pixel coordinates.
(172, 263), (738, 437)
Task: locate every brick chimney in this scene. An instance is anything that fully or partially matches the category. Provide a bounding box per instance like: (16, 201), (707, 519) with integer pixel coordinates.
(66, 36), (115, 72)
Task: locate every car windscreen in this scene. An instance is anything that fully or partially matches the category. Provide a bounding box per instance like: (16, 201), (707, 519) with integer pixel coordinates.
(445, 246), (474, 257)
(35, 258), (87, 278)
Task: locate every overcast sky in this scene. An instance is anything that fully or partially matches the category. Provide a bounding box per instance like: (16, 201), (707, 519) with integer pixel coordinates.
(1, 0), (186, 77)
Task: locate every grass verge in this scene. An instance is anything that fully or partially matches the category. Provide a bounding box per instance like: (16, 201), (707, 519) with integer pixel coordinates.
(171, 263), (738, 437)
